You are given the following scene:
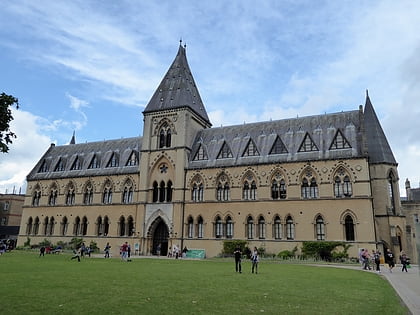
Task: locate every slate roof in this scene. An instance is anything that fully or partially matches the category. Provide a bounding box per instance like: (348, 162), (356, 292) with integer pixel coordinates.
(363, 93), (397, 165)
(27, 137), (141, 181)
(188, 109), (364, 168)
(143, 43), (211, 125)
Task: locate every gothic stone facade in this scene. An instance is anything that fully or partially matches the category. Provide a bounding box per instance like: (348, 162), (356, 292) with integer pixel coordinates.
(18, 45), (409, 259)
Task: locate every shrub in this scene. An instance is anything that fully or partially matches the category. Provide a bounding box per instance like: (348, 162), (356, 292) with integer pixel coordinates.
(89, 240), (99, 252)
(277, 246), (298, 259)
(69, 238), (84, 250)
(222, 240), (248, 256)
(302, 241), (351, 261)
(23, 237), (31, 247)
(38, 239), (52, 247)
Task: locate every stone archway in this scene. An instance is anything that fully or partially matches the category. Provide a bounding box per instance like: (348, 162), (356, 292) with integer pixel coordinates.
(149, 217), (169, 256)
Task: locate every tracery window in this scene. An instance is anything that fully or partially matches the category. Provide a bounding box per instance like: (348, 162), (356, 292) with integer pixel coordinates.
(216, 174), (230, 201)
(334, 168), (352, 198)
(84, 183), (94, 205)
(48, 188), (58, 206)
(122, 180), (134, 204)
(102, 181), (113, 204)
(243, 179), (257, 200)
(66, 184), (75, 206)
(32, 190), (41, 207)
(192, 182), (204, 202)
(158, 122), (172, 148)
(301, 171), (318, 199)
(271, 179), (287, 199)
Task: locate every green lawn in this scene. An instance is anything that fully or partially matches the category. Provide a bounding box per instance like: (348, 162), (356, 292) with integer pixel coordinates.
(0, 251), (407, 314)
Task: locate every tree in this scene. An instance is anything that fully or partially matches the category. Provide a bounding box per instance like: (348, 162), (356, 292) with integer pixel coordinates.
(0, 92), (19, 153)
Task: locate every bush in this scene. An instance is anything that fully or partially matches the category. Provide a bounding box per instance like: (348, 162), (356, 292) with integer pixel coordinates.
(38, 239), (52, 247)
(222, 240), (248, 256)
(302, 241), (351, 261)
(69, 238), (84, 250)
(23, 237), (31, 247)
(277, 246), (298, 259)
(89, 240), (99, 252)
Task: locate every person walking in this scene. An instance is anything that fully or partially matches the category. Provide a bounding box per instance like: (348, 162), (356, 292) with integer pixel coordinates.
(251, 247), (259, 274)
(385, 248), (395, 273)
(71, 247), (81, 262)
(121, 242), (129, 261)
(373, 250), (381, 273)
(104, 242), (111, 258)
(39, 246), (46, 257)
(400, 251), (409, 272)
(234, 247), (242, 273)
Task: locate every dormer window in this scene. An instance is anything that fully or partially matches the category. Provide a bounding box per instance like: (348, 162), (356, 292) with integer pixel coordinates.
(88, 154), (100, 169)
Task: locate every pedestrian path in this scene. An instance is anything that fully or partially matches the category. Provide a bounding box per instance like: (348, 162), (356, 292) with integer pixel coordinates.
(380, 265), (420, 315)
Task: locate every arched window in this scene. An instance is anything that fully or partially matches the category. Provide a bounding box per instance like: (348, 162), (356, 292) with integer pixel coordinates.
(32, 190), (41, 207)
(215, 216), (223, 238)
(286, 216), (294, 240)
(301, 177), (318, 199)
(187, 216), (194, 238)
(66, 184), (75, 206)
(273, 216), (282, 239)
(192, 183), (198, 201)
(33, 217), (40, 235)
(166, 181), (173, 202)
(247, 216), (254, 239)
(226, 216), (233, 238)
(49, 217), (55, 235)
(272, 179), (287, 200)
(316, 215), (325, 240)
(81, 216), (88, 236)
(159, 129), (165, 148)
(102, 182), (113, 204)
(152, 181), (158, 202)
(96, 216), (103, 236)
(43, 217), (49, 235)
(122, 180), (134, 204)
(197, 216), (204, 238)
(84, 183), (93, 205)
(334, 168), (352, 198)
(250, 181), (257, 200)
(217, 183), (223, 201)
(310, 178), (318, 198)
(48, 189), (57, 206)
(26, 217), (33, 235)
(103, 216), (110, 236)
(61, 216), (68, 236)
(271, 180), (279, 199)
(243, 181), (250, 200)
(74, 217), (81, 235)
(127, 216), (134, 236)
(166, 129), (172, 147)
(344, 215), (355, 241)
(159, 181), (165, 202)
(119, 216), (126, 236)
(258, 216), (265, 239)
(223, 183), (230, 201)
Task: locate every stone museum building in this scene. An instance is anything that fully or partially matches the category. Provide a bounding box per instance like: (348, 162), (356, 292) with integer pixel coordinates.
(17, 44), (412, 260)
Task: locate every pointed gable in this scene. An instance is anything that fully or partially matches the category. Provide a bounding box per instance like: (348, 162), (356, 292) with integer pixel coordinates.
(193, 144), (208, 161)
(242, 139), (259, 157)
(269, 136), (288, 154)
(363, 92), (396, 164)
(143, 43), (211, 125)
(298, 133), (318, 152)
(217, 141), (233, 159)
(330, 130), (351, 150)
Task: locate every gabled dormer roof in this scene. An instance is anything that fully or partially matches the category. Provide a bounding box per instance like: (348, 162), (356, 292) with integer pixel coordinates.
(143, 43), (211, 126)
(363, 91), (396, 165)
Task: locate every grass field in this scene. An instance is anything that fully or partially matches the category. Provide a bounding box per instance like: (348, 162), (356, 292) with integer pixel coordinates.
(0, 251), (408, 314)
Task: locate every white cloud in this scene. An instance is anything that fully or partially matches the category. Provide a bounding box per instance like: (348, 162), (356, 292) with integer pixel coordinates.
(0, 110), (52, 194)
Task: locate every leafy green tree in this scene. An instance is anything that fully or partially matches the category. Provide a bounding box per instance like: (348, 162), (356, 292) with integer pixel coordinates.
(0, 92), (19, 153)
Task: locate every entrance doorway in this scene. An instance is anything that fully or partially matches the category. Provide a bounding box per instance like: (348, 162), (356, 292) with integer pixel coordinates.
(152, 220), (169, 256)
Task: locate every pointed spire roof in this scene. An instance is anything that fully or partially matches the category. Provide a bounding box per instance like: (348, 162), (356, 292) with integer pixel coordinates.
(363, 91), (396, 164)
(69, 131), (76, 145)
(143, 43), (211, 125)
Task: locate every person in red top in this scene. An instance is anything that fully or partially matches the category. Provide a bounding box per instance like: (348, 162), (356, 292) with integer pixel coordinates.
(121, 242), (129, 261)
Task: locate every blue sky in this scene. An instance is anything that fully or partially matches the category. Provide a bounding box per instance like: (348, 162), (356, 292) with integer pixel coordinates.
(1, 0), (420, 196)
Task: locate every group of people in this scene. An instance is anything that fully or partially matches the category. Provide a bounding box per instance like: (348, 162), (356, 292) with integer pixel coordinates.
(234, 246), (259, 274)
(167, 245), (188, 259)
(359, 248), (410, 273)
